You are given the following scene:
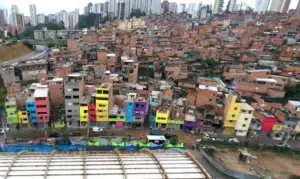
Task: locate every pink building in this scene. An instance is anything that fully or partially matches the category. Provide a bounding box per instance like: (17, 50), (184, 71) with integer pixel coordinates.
(33, 85), (50, 128)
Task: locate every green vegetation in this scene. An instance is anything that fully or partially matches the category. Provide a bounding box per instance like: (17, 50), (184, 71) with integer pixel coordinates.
(169, 136), (179, 145)
(77, 13), (103, 29)
(47, 42), (67, 48)
(22, 40), (35, 50)
(0, 31), (4, 39)
(285, 84), (300, 99)
(0, 85), (6, 107)
(19, 21), (66, 39)
(289, 175), (300, 179)
(130, 9), (146, 18)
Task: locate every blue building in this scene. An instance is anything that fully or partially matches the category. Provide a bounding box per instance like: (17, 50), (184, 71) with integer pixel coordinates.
(26, 97), (37, 123)
(125, 101), (134, 125)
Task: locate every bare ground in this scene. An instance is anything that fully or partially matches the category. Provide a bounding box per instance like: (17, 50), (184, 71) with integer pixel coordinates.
(214, 147), (300, 179)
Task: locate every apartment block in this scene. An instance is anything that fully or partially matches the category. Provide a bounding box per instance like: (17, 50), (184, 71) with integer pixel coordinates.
(64, 73), (85, 127)
(95, 83), (114, 126)
(79, 95), (91, 126)
(47, 78), (64, 105)
(5, 97), (18, 129)
(155, 103), (171, 129)
(34, 85), (49, 128)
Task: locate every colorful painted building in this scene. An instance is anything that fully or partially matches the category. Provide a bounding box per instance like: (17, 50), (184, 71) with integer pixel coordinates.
(95, 83), (113, 127)
(155, 103), (171, 129)
(254, 110), (277, 132)
(17, 110), (29, 129)
(5, 97), (18, 129)
(34, 85), (49, 128)
(223, 93), (242, 133)
(79, 96), (91, 127)
(26, 97), (37, 126)
(109, 105), (125, 128)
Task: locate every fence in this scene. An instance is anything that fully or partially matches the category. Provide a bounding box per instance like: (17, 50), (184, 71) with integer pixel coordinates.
(198, 145), (259, 179)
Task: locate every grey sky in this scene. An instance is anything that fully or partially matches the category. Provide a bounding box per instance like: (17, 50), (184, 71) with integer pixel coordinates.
(0, 0), (299, 16)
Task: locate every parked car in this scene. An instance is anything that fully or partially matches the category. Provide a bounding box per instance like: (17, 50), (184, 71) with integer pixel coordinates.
(69, 132), (81, 137)
(164, 133), (177, 139)
(48, 132), (59, 138)
(150, 131), (164, 136)
(92, 127), (103, 133)
(228, 138), (240, 143)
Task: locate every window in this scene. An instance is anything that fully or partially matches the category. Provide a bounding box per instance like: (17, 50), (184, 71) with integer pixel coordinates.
(68, 110), (72, 112)
(245, 118), (248, 121)
(89, 109), (95, 112)
(209, 99), (212, 101)
(120, 116), (124, 119)
(84, 110), (88, 113)
(36, 105), (47, 108)
(73, 88), (79, 91)
(35, 97), (46, 101)
(73, 96), (79, 99)
(65, 96), (71, 99)
(73, 103), (79, 105)
(103, 90), (109, 94)
(136, 104), (140, 108)
(248, 111), (252, 114)
(232, 114), (235, 117)
(242, 124), (246, 127)
(234, 107), (238, 110)
(96, 97), (108, 100)
(229, 120), (233, 123)
(22, 112), (26, 115)
(67, 115), (72, 118)
(241, 110), (246, 113)
(27, 104), (34, 107)
(97, 90), (102, 94)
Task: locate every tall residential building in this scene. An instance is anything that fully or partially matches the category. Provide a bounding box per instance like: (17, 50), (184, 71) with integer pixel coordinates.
(48, 14), (56, 22)
(280, 0), (291, 13)
(29, 4), (37, 26)
(228, 0), (237, 12)
(255, 0), (270, 13)
(124, 0), (131, 18)
(37, 14), (45, 24)
(118, 0), (125, 19)
(109, 0), (118, 17)
(69, 9), (79, 29)
(104, 1), (109, 16)
(94, 3), (101, 13)
(11, 5), (19, 26)
(169, 2), (177, 14)
(179, 4), (186, 13)
(213, 0), (224, 14)
(162, 0), (170, 13)
(297, 0), (300, 11)
(0, 9), (7, 26)
(269, 0), (290, 13)
(24, 16), (30, 25)
(57, 10), (69, 28)
(151, 0), (162, 14)
(187, 2), (197, 16)
(88, 2), (94, 13)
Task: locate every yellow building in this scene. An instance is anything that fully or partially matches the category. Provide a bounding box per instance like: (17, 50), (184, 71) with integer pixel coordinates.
(155, 104), (171, 129)
(224, 93), (242, 133)
(17, 110), (29, 128)
(96, 83), (113, 122)
(80, 96), (91, 124)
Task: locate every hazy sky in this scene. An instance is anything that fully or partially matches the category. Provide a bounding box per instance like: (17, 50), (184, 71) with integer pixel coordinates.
(0, 0), (299, 16)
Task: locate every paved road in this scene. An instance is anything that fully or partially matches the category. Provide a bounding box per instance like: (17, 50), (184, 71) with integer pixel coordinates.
(1, 45), (49, 66)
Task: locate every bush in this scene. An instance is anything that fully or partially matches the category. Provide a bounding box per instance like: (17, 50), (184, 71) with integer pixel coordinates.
(289, 175), (300, 179)
(169, 136), (179, 145)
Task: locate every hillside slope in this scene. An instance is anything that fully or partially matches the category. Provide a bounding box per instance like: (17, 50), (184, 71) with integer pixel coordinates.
(0, 43), (32, 62)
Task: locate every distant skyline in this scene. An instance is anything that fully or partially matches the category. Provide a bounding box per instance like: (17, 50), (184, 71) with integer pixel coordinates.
(0, 0), (298, 16)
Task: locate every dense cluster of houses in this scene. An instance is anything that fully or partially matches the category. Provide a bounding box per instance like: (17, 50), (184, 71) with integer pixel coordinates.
(3, 11), (300, 139)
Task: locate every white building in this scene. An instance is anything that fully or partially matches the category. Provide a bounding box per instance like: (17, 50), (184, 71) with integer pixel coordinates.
(151, 0), (162, 14)
(169, 2), (177, 14)
(11, 5), (19, 26)
(179, 4), (186, 13)
(37, 14), (45, 24)
(234, 103), (254, 136)
(94, 3), (101, 13)
(57, 10), (69, 29)
(69, 9), (79, 29)
(29, 4), (37, 25)
(109, 0), (118, 17)
(297, 0), (300, 11)
(255, 0), (270, 13)
(228, 0), (237, 12)
(213, 0), (224, 14)
(269, 0), (290, 13)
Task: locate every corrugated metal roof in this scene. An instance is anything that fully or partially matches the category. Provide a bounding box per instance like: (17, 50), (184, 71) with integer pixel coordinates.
(0, 150), (210, 179)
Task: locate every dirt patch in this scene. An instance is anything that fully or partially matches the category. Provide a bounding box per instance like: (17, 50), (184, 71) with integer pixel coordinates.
(0, 43), (32, 62)
(213, 147), (300, 179)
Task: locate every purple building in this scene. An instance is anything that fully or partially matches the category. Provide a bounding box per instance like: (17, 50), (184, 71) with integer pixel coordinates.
(133, 100), (148, 126)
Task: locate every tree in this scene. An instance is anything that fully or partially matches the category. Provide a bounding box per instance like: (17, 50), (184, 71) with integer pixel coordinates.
(169, 136), (179, 145)
(22, 40), (35, 50)
(285, 84), (300, 99)
(77, 13), (101, 29)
